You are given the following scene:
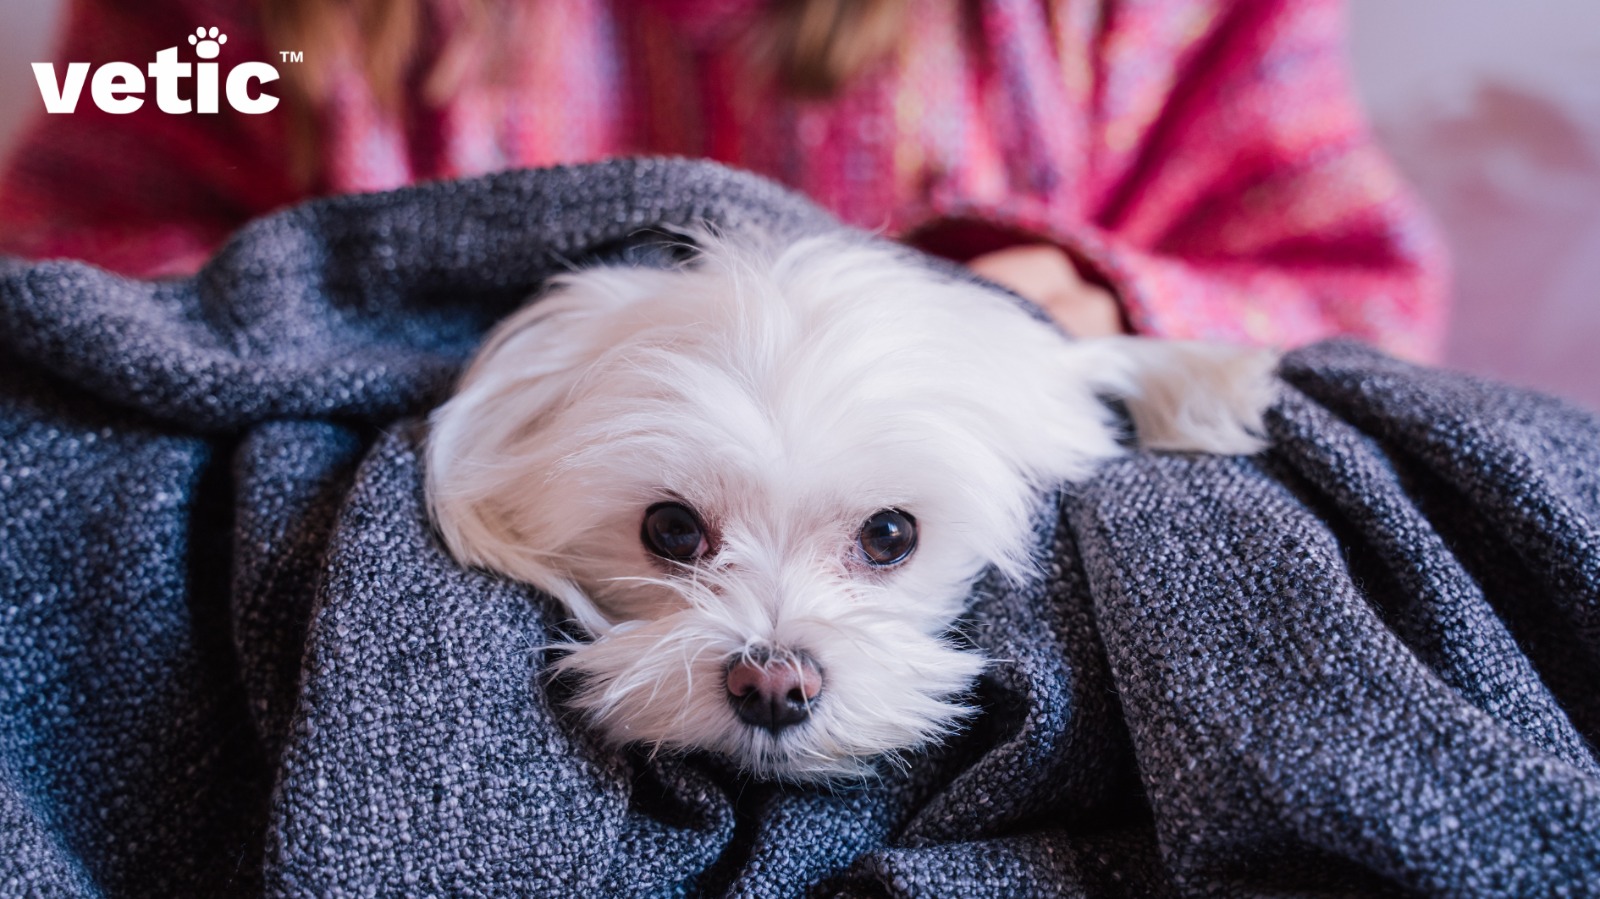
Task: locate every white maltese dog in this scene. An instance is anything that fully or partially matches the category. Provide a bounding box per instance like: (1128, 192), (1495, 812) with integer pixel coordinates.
(425, 230), (1276, 781)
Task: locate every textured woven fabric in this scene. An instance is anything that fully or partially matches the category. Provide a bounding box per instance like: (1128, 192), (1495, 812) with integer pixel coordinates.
(0, 0), (1446, 358)
(1, 160), (1596, 897)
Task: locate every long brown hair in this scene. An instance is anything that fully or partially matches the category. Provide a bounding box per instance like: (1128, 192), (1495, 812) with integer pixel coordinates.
(261, 0), (909, 184)
(757, 0), (911, 98)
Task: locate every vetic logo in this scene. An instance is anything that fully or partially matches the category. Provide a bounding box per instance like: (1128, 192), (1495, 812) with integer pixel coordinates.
(32, 27), (281, 115)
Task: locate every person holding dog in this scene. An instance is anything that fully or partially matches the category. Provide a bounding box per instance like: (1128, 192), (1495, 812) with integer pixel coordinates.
(0, 0), (1446, 357)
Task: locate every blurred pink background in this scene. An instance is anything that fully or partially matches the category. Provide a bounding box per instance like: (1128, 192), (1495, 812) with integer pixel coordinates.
(3, 1), (1597, 408)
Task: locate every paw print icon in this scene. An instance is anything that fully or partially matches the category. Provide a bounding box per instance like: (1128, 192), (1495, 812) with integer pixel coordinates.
(188, 26), (228, 59)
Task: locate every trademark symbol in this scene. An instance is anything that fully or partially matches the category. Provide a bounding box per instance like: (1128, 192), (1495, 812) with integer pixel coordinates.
(279, 51), (304, 63)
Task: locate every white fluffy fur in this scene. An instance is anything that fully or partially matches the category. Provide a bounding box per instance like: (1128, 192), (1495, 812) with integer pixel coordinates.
(425, 230), (1278, 780)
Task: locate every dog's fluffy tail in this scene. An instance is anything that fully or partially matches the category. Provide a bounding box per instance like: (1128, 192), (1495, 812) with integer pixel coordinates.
(1066, 337), (1280, 455)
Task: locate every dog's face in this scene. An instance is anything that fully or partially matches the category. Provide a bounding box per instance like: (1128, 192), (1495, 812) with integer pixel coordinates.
(426, 233), (1130, 779)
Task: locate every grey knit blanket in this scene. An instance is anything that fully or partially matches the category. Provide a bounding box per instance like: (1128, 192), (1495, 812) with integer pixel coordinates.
(2, 159), (1598, 898)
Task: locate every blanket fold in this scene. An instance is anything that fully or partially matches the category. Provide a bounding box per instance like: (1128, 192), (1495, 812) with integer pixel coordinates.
(1, 159), (1597, 898)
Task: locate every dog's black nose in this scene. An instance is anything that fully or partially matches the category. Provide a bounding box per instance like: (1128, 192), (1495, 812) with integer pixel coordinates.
(726, 651), (822, 732)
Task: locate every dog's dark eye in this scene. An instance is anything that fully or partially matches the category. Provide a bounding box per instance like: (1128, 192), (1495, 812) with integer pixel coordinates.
(642, 502), (708, 562)
(858, 509), (917, 566)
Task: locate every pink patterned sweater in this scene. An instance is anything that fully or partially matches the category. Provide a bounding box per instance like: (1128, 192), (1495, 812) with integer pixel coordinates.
(0, 0), (1448, 359)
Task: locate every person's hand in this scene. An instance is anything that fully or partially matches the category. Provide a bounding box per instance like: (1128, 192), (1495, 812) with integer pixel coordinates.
(968, 244), (1126, 337)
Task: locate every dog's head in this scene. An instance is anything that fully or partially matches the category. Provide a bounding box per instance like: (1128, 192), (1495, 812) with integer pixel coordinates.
(425, 231), (1124, 779)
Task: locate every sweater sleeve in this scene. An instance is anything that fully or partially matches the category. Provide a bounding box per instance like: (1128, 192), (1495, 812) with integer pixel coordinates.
(0, 0), (301, 276)
(913, 0), (1449, 362)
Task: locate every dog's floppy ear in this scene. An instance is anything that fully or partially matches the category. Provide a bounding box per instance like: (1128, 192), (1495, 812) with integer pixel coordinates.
(425, 270), (662, 634)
